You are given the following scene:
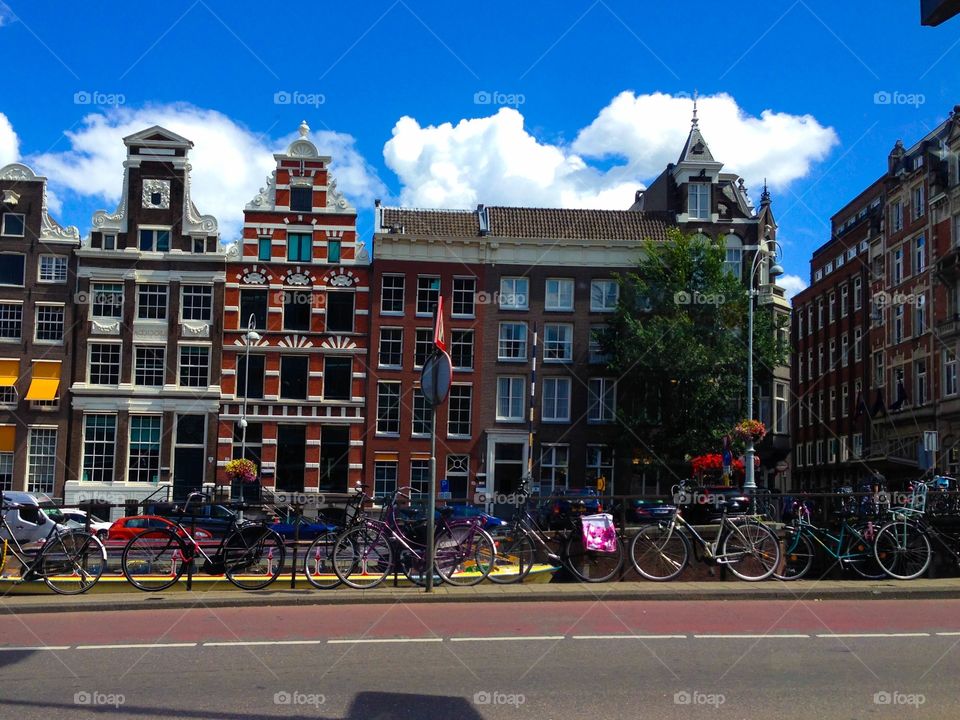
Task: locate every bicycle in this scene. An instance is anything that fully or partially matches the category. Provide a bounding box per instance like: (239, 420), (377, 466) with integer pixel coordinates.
(872, 483), (958, 580)
(774, 502), (885, 580)
(487, 480), (624, 584)
(629, 492), (781, 581)
(0, 496), (106, 595)
(332, 486), (495, 589)
(121, 492), (285, 591)
(302, 489), (366, 590)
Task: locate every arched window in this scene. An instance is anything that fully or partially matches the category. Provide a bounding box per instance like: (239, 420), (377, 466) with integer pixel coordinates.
(724, 234), (742, 280)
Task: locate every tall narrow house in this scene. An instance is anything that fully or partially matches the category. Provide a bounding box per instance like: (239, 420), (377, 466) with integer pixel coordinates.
(66, 127), (226, 512)
(0, 163), (80, 495)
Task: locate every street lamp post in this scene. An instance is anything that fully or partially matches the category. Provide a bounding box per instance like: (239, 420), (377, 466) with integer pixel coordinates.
(239, 313), (261, 503)
(744, 237), (783, 493)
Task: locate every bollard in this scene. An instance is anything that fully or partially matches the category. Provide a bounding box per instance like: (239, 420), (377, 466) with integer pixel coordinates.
(290, 504), (300, 589)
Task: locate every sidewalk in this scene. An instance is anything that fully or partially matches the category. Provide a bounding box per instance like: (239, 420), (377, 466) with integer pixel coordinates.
(3, 578), (960, 615)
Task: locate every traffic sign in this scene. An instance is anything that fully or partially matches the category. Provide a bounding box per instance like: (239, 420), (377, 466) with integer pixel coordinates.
(420, 350), (453, 406)
(433, 296), (448, 353)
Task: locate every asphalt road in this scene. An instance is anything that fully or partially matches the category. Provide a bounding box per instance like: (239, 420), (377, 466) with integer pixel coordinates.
(1, 599), (959, 719)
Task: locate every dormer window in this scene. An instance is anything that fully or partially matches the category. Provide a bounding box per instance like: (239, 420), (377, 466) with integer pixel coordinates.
(290, 186), (312, 212)
(103, 234), (116, 250)
(688, 182), (710, 220)
(139, 227), (170, 252)
(1, 213), (25, 237)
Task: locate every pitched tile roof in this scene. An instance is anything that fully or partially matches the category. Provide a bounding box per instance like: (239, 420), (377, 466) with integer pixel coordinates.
(380, 208), (480, 237)
(487, 207), (672, 242)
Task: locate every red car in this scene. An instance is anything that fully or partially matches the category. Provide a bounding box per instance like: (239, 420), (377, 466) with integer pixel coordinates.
(107, 515), (213, 542)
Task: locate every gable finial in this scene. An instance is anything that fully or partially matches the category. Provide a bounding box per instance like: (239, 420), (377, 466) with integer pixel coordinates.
(691, 89), (699, 128)
(298, 120), (310, 138)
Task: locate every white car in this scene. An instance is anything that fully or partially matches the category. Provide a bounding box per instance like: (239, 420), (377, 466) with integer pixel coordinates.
(0, 492), (67, 546)
(59, 508), (112, 539)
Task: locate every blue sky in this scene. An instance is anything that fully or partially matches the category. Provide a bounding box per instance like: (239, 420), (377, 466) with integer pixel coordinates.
(0, 0), (957, 293)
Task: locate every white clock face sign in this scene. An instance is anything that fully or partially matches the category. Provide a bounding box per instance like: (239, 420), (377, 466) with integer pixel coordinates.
(142, 179), (171, 209)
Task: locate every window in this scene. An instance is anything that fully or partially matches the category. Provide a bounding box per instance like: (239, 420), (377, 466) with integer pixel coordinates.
(586, 446), (614, 489)
(498, 322), (527, 361)
(841, 334), (849, 367)
(916, 236), (926, 273)
(258, 237), (272, 261)
(828, 292), (836, 323)
(775, 382), (788, 433)
(376, 381), (401, 434)
(842, 384), (849, 418)
(797, 352), (804, 383)
(286, 233), (312, 262)
(853, 433), (863, 459)
(688, 182), (710, 219)
(89, 343), (121, 385)
(829, 388), (836, 420)
(374, 461), (397, 499)
(817, 299), (824, 328)
(0, 303), (20, 340)
(38, 256), (68, 283)
(90, 283), (123, 319)
(138, 228), (170, 252)
(378, 328), (403, 367)
(893, 248), (904, 284)
(916, 359), (927, 405)
(410, 460), (430, 498)
(289, 186), (312, 212)
(590, 280), (619, 312)
(915, 294), (926, 335)
(806, 305), (813, 335)
(326, 292), (354, 332)
(451, 329), (473, 370)
(796, 446), (804, 468)
(416, 276), (440, 316)
(181, 285), (213, 322)
(825, 260), (833, 275)
(499, 277), (529, 310)
(840, 285), (848, 317)
(412, 388), (433, 436)
(853, 277), (862, 309)
(323, 357), (352, 400)
(128, 416), (161, 483)
(913, 185), (925, 220)
(27, 428), (56, 494)
(179, 346), (210, 387)
(540, 445), (569, 496)
(134, 346), (165, 386)
(283, 290), (311, 331)
(82, 415), (116, 483)
(327, 239), (341, 263)
(589, 325), (610, 364)
(137, 284), (168, 320)
(0, 254), (25, 287)
(414, 328), (434, 367)
(945, 350), (958, 397)
(892, 201), (904, 232)
(103, 234), (116, 250)
(447, 385), (472, 437)
(452, 277), (476, 317)
(894, 304), (904, 344)
(380, 275), (405, 314)
(818, 346), (824, 375)
(542, 377), (571, 422)
(875, 352), (885, 386)
(239, 289), (268, 329)
(192, 237), (205, 254)
(236, 354), (265, 399)
(280, 355), (308, 399)
(798, 312), (804, 339)
(1, 213), (25, 237)
(588, 378), (616, 423)
(836, 253), (845, 268)
(724, 235), (743, 280)
(854, 327), (863, 361)
(543, 324), (573, 363)
(545, 278), (574, 311)
(496, 377), (525, 422)
(34, 305), (64, 342)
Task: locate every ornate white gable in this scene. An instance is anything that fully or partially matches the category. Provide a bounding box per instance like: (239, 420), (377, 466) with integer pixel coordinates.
(0, 163), (80, 244)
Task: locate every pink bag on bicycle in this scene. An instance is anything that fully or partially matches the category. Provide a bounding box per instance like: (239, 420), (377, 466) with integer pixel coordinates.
(581, 513), (617, 553)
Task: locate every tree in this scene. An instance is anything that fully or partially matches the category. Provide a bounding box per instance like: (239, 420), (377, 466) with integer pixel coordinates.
(603, 227), (787, 479)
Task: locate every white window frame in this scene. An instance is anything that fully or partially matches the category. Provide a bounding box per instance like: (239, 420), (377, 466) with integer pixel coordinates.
(37, 255), (68, 284)
(590, 279), (619, 312)
(499, 277), (529, 310)
(545, 278), (574, 311)
(541, 377), (572, 423)
(496, 376), (525, 422)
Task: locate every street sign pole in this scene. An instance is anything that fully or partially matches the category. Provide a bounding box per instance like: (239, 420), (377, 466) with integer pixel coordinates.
(426, 402), (437, 592)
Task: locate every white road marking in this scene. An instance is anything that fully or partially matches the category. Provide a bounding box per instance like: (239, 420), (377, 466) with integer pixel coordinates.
(935, 632), (960, 636)
(76, 642), (197, 650)
(450, 635), (565, 642)
(816, 633), (930, 638)
(694, 634), (809, 639)
(0, 646), (70, 651)
(327, 638), (443, 644)
(571, 634), (687, 640)
(204, 640), (326, 647)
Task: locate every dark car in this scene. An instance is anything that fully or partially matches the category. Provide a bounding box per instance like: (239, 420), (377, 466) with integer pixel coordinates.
(538, 488), (604, 530)
(678, 486), (750, 524)
(146, 501), (237, 538)
(270, 511), (336, 540)
(626, 499), (678, 525)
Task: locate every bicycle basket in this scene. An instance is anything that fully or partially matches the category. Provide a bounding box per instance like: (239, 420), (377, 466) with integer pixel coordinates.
(581, 513), (617, 553)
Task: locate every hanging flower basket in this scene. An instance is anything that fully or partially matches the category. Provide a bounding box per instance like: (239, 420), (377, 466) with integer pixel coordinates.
(690, 453), (746, 479)
(732, 419), (767, 444)
(224, 458), (258, 484)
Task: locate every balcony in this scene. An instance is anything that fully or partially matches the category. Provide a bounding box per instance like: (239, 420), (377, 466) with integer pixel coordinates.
(937, 245), (960, 280)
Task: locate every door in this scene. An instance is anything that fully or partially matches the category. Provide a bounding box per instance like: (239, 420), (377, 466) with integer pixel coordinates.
(488, 439), (527, 519)
(319, 425), (349, 492)
(276, 425), (306, 492)
(173, 448), (204, 502)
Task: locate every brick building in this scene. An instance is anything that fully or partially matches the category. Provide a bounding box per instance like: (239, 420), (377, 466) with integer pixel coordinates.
(218, 122), (369, 496)
(66, 126), (226, 511)
(0, 163), (80, 494)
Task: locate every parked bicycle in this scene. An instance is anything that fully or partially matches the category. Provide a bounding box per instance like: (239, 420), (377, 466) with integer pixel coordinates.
(487, 479), (624, 584)
(774, 501), (884, 580)
(121, 492), (285, 591)
(331, 486), (495, 589)
(630, 486), (780, 581)
(302, 489), (366, 590)
(0, 495), (106, 595)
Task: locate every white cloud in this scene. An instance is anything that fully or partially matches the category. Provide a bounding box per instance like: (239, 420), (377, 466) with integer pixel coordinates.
(779, 273), (809, 300)
(27, 104), (385, 241)
(384, 91), (839, 211)
(0, 112), (19, 167)
(0, 4), (12, 27)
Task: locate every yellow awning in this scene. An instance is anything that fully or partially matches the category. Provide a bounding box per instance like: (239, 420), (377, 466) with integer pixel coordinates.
(0, 426), (14, 453)
(24, 361), (61, 401)
(0, 360), (19, 387)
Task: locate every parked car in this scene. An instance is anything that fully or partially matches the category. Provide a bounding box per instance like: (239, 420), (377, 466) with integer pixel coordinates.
(270, 512), (336, 540)
(107, 516), (213, 543)
(146, 501), (237, 538)
(60, 508), (112, 539)
(538, 488), (604, 530)
(0, 491), (67, 545)
(679, 486), (750, 524)
(625, 499), (678, 524)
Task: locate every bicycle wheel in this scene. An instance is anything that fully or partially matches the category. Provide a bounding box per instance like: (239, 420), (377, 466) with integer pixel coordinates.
(333, 526), (392, 589)
(629, 524), (689, 581)
(487, 527), (537, 585)
(564, 530), (623, 583)
(873, 521), (932, 580)
(40, 531), (106, 595)
(224, 526), (285, 590)
(773, 529), (814, 581)
(122, 527), (187, 591)
(844, 523), (886, 580)
(721, 520), (780, 581)
(303, 531), (342, 589)
(434, 526), (495, 587)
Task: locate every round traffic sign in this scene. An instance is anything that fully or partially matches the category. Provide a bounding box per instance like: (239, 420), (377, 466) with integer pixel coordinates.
(421, 351), (453, 406)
